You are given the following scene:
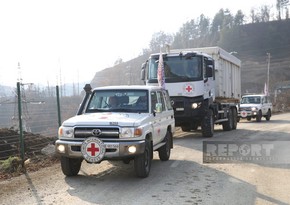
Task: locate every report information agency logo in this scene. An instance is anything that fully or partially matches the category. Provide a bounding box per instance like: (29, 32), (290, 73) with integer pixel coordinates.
(203, 141), (290, 164)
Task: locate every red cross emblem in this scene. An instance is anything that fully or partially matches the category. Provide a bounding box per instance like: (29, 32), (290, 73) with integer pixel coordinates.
(185, 85), (193, 92)
(81, 137), (105, 163)
(87, 143), (99, 156)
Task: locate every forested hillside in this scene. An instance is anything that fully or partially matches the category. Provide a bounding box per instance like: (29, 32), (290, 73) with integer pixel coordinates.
(91, 19), (290, 95)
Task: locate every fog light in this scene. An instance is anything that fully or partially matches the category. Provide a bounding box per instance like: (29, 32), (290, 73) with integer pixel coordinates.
(57, 145), (65, 153)
(128, 146), (137, 154)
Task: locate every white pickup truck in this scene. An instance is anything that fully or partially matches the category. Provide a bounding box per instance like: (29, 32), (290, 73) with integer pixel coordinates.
(55, 85), (175, 178)
(238, 94), (272, 122)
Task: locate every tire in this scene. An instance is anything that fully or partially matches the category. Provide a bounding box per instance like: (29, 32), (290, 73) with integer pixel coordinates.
(122, 158), (131, 164)
(192, 124), (199, 131)
(232, 108), (238, 130)
(265, 110), (271, 121)
(60, 156), (82, 176)
(256, 110), (262, 122)
(201, 109), (214, 137)
(134, 139), (152, 178)
(237, 117), (240, 122)
(181, 125), (191, 132)
(223, 109), (233, 131)
(247, 117), (252, 121)
(158, 130), (172, 161)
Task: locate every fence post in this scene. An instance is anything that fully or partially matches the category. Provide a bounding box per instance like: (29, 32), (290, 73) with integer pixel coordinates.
(56, 85), (61, 127)
(17, 82), (25, 167)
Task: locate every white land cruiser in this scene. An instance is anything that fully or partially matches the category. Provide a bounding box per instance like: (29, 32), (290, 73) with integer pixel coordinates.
(55, 85), (175, 178)
(238, 94), (272, 122)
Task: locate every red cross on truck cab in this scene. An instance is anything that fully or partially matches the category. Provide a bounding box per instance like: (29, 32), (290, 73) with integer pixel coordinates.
(185, 85), (192, 92)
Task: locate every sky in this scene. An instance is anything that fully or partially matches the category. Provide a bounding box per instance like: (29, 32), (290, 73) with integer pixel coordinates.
(0, 0), (278, 87)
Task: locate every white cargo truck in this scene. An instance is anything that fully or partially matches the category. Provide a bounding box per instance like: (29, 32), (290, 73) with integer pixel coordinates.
(141, 47), (241, 137)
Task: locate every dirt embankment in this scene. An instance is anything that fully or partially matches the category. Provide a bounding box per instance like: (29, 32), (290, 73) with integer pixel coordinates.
(0, 128), (59, 180)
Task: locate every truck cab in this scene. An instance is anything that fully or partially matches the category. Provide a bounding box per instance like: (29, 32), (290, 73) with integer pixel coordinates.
(238, 94), (272, 122)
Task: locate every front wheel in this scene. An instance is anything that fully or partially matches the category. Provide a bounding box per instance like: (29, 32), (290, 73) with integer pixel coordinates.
(60, 157), (82, 176)
(158, 130), (172, 161)
(134, 139), (152, 178)
(265, 110), (271, 121)
(256, 110), (262, 122)
(201, 109), (214, 137)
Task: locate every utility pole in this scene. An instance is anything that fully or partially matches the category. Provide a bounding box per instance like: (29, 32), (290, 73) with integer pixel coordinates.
(267, 53), (271, 96)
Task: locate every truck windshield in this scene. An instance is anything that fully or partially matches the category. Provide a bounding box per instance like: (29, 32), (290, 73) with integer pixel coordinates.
(86, 90), (149, 113)
(241, 96), (261, 104)
(148, 55), (202, 83)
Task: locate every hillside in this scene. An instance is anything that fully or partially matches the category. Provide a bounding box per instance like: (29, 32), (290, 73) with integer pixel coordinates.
(90, 19), (290, 96)
(219, 19), (290, 94)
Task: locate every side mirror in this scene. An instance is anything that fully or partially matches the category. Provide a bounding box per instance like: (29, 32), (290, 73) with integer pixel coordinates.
(141, 69), (145, 81)
(140, 62), (147, 80)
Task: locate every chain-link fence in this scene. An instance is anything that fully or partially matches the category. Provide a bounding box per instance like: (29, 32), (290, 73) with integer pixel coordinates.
(0, 83), (83, 161)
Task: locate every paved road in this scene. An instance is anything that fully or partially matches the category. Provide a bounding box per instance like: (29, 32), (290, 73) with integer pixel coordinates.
(1, 113), (290, 205)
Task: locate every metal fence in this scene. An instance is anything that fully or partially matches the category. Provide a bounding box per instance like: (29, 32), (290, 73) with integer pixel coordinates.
(0, 83), (82, 161)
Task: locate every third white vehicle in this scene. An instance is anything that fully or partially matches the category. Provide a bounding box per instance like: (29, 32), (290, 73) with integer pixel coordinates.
(238, 94), (272, 122)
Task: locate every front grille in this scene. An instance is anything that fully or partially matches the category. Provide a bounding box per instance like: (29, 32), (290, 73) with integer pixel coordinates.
(74, 127), (120, 139)
(239, 107), (251, 111)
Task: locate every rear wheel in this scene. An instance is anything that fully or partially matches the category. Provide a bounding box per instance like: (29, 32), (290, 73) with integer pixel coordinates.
(223, 109), (233, 131)
(265, 110), (271, 121)
(232, 108), (238, 130)
(134, 139), (152, 178)
(201, 109), (214, 137)
(158, 130), (172, 161)
(60, 157), (82, 176)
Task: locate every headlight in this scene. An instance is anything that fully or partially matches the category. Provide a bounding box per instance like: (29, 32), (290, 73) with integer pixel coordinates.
(192, 103), (198, 109)
(58, 126), (74, 138)
(191, 102), (202, 109)
(251, 107), (258, 111)
(120, 127), (142, 138)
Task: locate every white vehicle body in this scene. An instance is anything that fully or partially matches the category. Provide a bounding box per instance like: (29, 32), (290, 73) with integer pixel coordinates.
(55, 85), (175, 178)
(238, 94), (272, 122)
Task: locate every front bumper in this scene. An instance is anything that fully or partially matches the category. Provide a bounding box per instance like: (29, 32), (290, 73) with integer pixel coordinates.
(238, 110), (258, 118)
(172, 96), (205, 126)
(55, 139), (145, 160)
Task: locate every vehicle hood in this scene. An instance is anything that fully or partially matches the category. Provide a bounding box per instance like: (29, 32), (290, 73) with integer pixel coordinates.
(62, 112), (150, 127)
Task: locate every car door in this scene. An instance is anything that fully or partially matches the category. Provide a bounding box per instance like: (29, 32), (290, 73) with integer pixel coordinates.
(261, 96), (269, 115)
(150, 91), (162, 145)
